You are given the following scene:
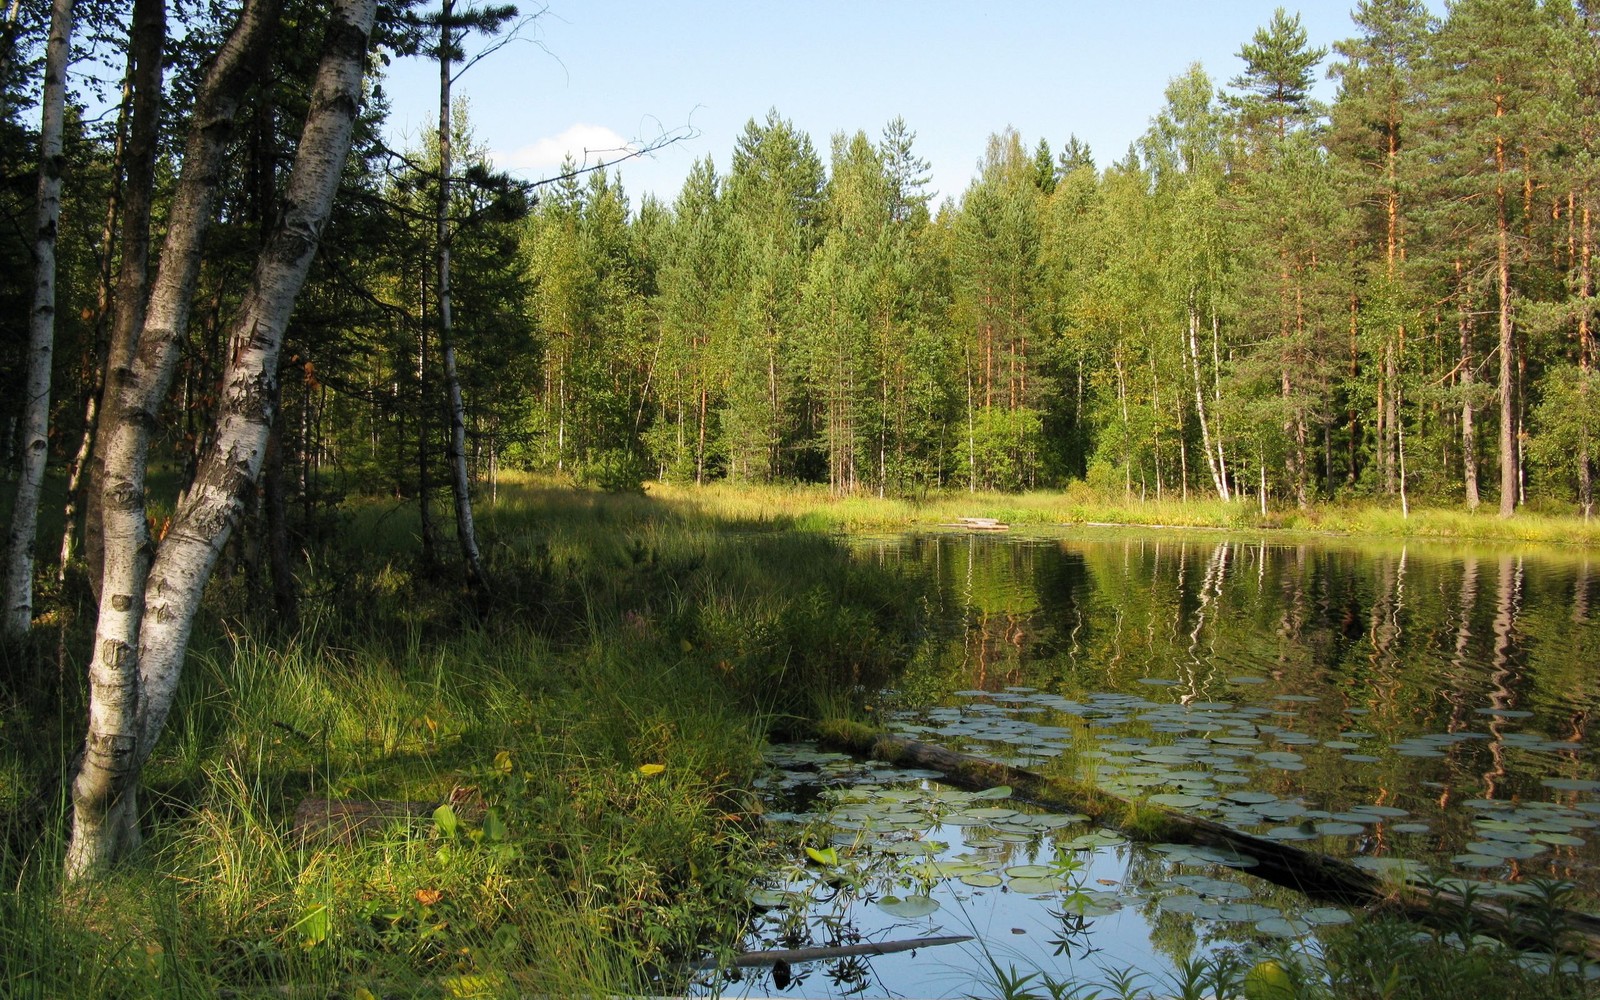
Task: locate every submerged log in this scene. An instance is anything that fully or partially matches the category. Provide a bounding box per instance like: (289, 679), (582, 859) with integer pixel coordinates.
(817, 721), (1600, 960)
(689, 934), (974, 970)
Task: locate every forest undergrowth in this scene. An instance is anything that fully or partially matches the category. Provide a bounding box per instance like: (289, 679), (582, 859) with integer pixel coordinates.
(0, 479), (927, 997)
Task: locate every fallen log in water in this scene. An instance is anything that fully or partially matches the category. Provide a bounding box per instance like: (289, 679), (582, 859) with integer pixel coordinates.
(816, 721), (1600, 960)
(689, 934), (974, 970)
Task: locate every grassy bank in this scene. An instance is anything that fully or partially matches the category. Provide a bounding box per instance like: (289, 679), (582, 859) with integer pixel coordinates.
(646, 477), (1600, 548)
(0, 481), (927, 997)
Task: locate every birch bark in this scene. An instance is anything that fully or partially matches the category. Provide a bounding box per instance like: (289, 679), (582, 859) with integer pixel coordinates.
(66, 0), (377, 879)
(78, 0), (166, 593)
(2, 0), (72, 641)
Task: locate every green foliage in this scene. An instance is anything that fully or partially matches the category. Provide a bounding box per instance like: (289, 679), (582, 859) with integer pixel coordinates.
(1529, 363), (1600, 502)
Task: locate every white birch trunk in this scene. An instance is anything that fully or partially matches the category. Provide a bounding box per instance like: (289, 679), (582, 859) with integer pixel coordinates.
(2, 0), (72, 640)
(67, 0), (377, 879)
(1186, 305), (1227, 502)
(66, 0), (280, 880)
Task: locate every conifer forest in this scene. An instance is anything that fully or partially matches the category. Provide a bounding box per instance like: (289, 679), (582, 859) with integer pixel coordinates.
(5, 1), (1600, 542)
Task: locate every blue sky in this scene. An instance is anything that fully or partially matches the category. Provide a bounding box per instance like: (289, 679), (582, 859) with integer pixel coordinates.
(377, 1), (1387, 211)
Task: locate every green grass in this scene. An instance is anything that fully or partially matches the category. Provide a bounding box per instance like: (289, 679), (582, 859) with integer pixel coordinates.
(645, 476), (1600, 547)
(0, 478), (929, 998)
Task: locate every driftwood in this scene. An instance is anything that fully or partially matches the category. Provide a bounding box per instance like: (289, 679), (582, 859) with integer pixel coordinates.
(938, 517), (1010, 531)
(690, 934), (974, 970)
(818, 721), (1600, 960)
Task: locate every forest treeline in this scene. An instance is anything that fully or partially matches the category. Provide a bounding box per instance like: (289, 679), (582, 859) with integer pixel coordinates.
(481, 1), (1600, 519)
(505, 0), (1600, 518)
(4, 0), (1600, 580)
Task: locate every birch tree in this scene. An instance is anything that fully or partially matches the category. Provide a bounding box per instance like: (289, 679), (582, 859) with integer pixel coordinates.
(2, 0), (71, 641)
(67, 0), (378, 878)
(1142, 64), (1234, 501)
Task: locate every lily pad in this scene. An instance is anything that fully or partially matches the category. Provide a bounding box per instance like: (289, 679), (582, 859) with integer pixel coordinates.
(1354, 857), (1430, 878)
(1224, 791), (1280, 805)
(1009, 876), (1066, 894)
(965, 807), (1020, 821)
(875, 895), (941, 918)
(1149, 793), (1207, 809)
(972, 785), (1015, 799)
(1170, 875), (1253, 898)
(1542, 778), (1600, 793)
(1216, 902), (1281, 922)
(1536, 832), (1587, 847)
(749, 889), (798, 909)
(1151, 844), (1260, 868)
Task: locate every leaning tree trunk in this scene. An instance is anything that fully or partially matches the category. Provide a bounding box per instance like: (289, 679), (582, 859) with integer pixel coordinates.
(66, 0), (376, 879)
(435, 0), (488, 596)
(67, 0), (285, 876)
(2, 0), (72, 642)
(70, 0), (165, 589)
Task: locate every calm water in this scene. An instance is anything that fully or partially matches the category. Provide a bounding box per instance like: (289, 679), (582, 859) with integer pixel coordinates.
(717, 530), (1600, 999)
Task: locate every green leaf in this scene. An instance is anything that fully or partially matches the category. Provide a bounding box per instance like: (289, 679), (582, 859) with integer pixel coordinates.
(295, 904), (330, 947)
(433, 803), (458, 839)
(483, 808), (506, 842)
(805, 845), (839, 866)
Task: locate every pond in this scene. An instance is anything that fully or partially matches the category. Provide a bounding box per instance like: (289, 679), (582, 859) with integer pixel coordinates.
(708, 529), (1600, 998)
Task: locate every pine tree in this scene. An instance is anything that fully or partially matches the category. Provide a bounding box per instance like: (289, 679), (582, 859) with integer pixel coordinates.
(1329, 0), (1433, 501)
(1228, 7), (1328, 144)
(1428, 0), (1553, 516)
(722, 108), (824, 480)
(950, 129), (1046, 490)
(1227, 10), (1333, 508)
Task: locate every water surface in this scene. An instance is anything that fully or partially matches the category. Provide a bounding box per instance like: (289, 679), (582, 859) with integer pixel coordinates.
(722, 530), (1600, 998)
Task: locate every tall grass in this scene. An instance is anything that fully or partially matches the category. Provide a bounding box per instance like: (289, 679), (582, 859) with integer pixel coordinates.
(0, 479), (929, 997)
(644, 475), (1600, 547)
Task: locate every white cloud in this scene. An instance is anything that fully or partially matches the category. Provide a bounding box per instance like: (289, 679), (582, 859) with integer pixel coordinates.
(493, 123), (635, 175)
